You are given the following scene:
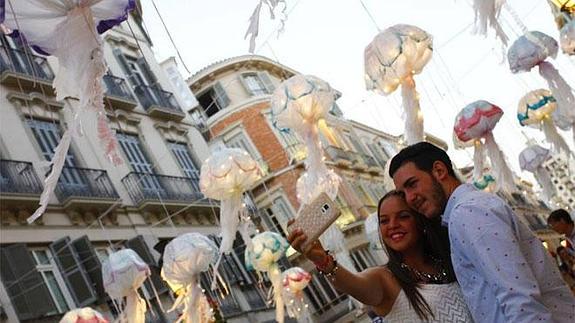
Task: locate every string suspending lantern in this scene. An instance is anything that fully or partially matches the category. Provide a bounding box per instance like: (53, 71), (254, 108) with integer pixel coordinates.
(161, 233), (218, 323)
(454, 100), (516, 193)
(60, 307), (108, 323)
(519, 145), (555, 201)
(508, 31), (575, 143)
(282, 267), (311, 320)
(1, 0), (135, 223)
(364, 24), (433, 145)
(199, 148), (262, 272)
(271, 74), (340, 205)
(245, 232), (289, 323)
(517, 89), (571, 156)
(560, 19), (575, 55)
(102, 249), (150, 323)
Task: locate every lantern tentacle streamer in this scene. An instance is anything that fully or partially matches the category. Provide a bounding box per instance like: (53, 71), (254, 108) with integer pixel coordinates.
(401, 75), (425, 144)
(484, 132), (515, 192)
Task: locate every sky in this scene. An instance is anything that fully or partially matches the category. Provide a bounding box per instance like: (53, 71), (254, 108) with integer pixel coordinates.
(139, 0), (575, 183)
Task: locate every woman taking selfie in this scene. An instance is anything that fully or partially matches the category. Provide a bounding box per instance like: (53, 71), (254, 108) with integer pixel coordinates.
(287, 191), (473, 322)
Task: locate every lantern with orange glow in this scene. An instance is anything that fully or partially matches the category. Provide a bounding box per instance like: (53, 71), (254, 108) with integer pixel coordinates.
(60, 308), (108, 323)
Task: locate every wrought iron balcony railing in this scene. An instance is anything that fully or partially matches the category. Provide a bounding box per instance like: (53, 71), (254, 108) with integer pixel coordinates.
(133, 84), (182, 113)
(0, 159), (43, 195)
(361, 153), (380, 169)
(0, 44), (54, 81)
(121, 172), (203, 206)
(103, 74), (136, 102)
(325, 145), (353, 164)
(54, 166), (119, 203)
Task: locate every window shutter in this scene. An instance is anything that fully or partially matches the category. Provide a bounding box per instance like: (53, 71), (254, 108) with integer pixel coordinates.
(136, 57), (157, 87)
(213, 82), (230, 108)
(0, 244), (57, 320)
(258, 71), (275, 93)
(239, 74), (254, 96)
(113, 48), (132, 81)
(49, 237), (97, 306)
(71, 236), (106, 302)
(126, 235), (168, 295)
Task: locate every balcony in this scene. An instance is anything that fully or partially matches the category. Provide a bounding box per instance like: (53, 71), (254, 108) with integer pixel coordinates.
(360, 154), (382, 173)
(0, 44), (55, 94)
(54, 167), (119, 208)
(103, 74), (137, 110)
(121, 172), (205, 210)
(0, 160), (43, 203)
(133, 84), (185, 121)
(349, 151), (368, 171)
(325, 146), (352, 166)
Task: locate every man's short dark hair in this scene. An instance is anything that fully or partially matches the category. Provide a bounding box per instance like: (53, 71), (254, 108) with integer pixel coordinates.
(389, 142), (456, 178)
(548, 209), (574, 224)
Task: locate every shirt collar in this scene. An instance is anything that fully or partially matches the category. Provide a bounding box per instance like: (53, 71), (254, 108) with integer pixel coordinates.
(442, 183), (476, 226)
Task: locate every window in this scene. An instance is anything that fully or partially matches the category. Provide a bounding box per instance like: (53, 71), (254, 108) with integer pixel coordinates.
(169, 141), (199, 179)
(224, 130), (262, 164)
(366, 142), (388, 167)
(113, 49), (156, 87)
(303, 273), (348, 315)
(241, 72), (274, 96)
(197, 82), (230, 117)
(350, 246), (377, 271)
(263, 196), (294, 238)
(30, 249), (73, 314)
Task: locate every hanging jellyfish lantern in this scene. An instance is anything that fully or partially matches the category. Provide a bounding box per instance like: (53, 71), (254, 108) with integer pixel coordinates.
(102, 249), (150, 323)
(518, 89), (571, 156)
(271, 74), (340, 204)
(245, 232), (289, 323)
(473, 174), (496, 191)
(282, 267), (311, 320)
(245, 0), (287, 53)
(60, 307), (108, 323)
(560, 19), (575, 55)
(364, 24), (433, 145)
(199, 148), (262, 269)
(161, 233), (218, 323)
(1, 0), (135, 224)
(519, 145), (555, 201)
(508, 31), (575, 142)
(454, 100), (516, 192)
(468, 0), (509, 45)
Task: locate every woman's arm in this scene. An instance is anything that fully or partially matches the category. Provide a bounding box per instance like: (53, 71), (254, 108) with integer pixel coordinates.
(287, 226), (396, 307)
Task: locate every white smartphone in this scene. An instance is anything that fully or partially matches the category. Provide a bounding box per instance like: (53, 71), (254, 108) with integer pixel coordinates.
(288, 193), (341, 252)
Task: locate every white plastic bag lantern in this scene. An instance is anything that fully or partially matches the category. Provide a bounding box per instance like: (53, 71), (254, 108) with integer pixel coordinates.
(519, 145), (555, 201)
(560, 19), (575, 55)
(518, 89), (571, 156)
(282, 267), (311, 320)
(60, 307), (108, 323)
(102, 249), (150, 323)
(200, 148), (262, 256)
(271, 74), (340, 204)
(245, 232), (289, 323)
(1, 0), (134, 223)
(454, 100), (516, 193)
(469, 0), (509, 45)
(161, 233), (218, 323)
(508, 31), (575, 141)
(364, 24), (433, 144)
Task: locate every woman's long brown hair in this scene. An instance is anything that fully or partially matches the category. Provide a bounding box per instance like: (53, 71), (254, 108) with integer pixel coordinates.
(377, 190), (456, 320)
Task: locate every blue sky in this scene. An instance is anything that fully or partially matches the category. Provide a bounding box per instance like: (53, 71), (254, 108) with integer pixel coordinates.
(140, 0), (575, 180)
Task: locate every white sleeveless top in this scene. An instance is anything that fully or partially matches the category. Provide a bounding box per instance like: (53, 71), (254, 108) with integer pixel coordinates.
(385, 282), (474, 322)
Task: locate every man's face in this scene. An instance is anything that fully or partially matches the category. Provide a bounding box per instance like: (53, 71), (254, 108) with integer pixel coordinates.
(392, 162), (448, 219)
(548, 219), (572, 236)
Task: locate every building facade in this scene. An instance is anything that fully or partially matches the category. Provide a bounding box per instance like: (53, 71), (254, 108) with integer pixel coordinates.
(0, 7), (217, 323)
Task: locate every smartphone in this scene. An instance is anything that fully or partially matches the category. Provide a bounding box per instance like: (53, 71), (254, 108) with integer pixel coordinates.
(288, 193), (341, 252)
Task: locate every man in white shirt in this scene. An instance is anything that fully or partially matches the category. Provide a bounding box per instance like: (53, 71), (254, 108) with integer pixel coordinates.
(548, 209), (575, 256)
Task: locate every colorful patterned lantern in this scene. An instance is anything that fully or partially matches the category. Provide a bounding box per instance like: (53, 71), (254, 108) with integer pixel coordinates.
(508, 31), (575, 141)
(364, 24), (432, 144)
(245, 232), (289, 323)
(200, 148), (262, 257)
(102, 249), (150, 323)
(282, 267), (311, 319)
(560, 19), (575, 55)
(469, 0), (509, 45)
(473, 174), (496, 191)
(271, 74), (340, 205)
(161, 233), (218, 323)
(454, 100), (516, 192)
(60, 308), (108, 323)
(518, 89), (571, 156)
(519, 145), (555, 200)
(1, 0), (134, 223)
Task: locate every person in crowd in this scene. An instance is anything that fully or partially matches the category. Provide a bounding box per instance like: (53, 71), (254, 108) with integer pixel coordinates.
(548, 209), (575, 255)
(388, 141), (575, 322)
(288, 191), (473, 322)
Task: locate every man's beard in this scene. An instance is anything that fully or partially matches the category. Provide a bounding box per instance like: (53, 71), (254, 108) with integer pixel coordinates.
(429, 177), (448, 218)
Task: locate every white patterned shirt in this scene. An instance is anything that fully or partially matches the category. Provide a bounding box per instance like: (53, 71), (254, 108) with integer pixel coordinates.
(443, 184), (575, 323)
